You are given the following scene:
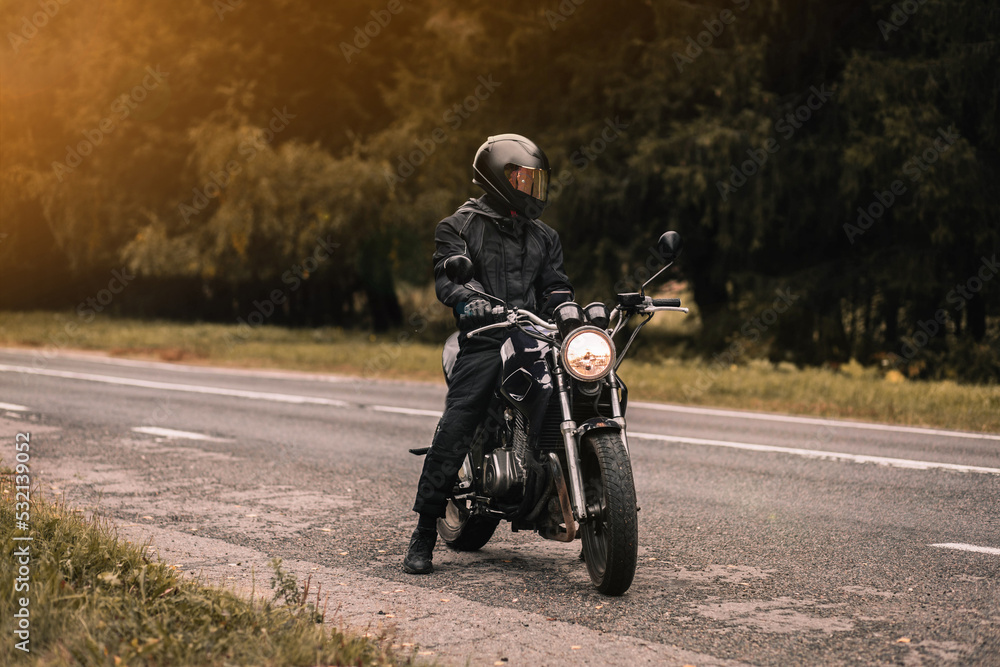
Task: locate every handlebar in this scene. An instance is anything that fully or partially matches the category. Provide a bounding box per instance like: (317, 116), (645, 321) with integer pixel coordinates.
(464, 307), (558, 339)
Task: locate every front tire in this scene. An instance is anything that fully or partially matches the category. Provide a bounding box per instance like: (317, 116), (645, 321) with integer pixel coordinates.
(580, 431), (638, 595)
(438, 498), (500, 552)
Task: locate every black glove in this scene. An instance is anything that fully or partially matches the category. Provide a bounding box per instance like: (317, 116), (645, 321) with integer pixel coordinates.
(459, 299), (497, 330)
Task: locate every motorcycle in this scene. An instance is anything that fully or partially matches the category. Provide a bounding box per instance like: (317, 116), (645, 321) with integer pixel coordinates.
(417, 231), (687, 595)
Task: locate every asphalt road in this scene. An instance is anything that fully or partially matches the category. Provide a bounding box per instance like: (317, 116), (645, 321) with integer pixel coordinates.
(1, 347), (998, 665)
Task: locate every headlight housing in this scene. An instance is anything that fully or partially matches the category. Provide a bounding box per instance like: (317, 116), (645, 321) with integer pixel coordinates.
(561, 326), (616, 382)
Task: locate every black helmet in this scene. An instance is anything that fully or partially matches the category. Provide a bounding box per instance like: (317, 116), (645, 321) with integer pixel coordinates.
(472, 134), (551, 219)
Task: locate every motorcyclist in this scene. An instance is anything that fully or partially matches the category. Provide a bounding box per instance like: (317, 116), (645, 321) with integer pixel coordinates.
(403, 134), (574, 574)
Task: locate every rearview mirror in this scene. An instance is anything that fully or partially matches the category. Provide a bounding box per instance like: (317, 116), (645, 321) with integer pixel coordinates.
(658, 231), (683, 260)
(444, 255), (475, 285)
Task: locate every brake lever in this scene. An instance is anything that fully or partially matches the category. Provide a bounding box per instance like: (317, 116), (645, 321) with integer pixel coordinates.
(464, 306), (514, 339)
(464, 321), (513, 339)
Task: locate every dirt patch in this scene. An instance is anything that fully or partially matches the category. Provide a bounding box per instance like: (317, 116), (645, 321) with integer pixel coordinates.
(120, 523), (749, 667)
(693, 596), (854, 634)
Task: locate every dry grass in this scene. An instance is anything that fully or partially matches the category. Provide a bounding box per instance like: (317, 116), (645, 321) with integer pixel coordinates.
(0, 473), (414, 666)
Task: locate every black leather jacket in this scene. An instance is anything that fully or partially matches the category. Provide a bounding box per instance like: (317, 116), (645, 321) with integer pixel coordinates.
(434, 196), (573, 322)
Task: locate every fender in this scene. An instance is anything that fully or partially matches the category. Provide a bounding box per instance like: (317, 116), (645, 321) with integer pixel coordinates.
(575, 417), (621, 439)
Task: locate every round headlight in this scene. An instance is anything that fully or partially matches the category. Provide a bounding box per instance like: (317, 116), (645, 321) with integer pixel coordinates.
(561, 327), (616, 381)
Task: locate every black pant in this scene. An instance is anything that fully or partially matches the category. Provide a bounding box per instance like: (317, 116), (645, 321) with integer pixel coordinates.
(412, 336), (502, 517)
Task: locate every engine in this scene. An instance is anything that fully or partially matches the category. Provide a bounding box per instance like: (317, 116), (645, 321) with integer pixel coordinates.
(483, 409), (529, 497)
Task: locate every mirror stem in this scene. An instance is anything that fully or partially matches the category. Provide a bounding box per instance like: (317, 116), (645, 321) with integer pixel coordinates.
(640, 260), (675, 296)
(463, 284), (507, 306)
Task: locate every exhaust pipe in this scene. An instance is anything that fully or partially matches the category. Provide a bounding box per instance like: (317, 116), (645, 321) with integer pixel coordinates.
(538, 453), (577, 542)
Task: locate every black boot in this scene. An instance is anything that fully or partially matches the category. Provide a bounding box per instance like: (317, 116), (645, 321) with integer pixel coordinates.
(402, 526), (437, 574)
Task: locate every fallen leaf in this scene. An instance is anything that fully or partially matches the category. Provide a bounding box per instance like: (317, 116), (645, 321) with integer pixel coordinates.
(339, 552), (348, 556)
(897, 637), (911, 643)
(571, 646), (581, 650)
(418, 651), (434, 656)
(141, 516), (153, 520)
(440, 598), (450, 602)
(595, 605), (604, 609)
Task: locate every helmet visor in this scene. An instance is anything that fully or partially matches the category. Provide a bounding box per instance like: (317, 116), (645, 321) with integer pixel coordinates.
(504, 164), (549, 202)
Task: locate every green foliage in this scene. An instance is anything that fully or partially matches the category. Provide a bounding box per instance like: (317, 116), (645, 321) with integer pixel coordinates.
(1, 0), (996, 377)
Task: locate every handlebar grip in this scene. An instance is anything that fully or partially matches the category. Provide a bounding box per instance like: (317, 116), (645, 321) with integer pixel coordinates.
(651, 298), (681, 307)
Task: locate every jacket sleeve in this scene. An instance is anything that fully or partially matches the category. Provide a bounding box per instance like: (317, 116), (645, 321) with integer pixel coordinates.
(536, 225), (574, 317)
(432, 213), (486, 312)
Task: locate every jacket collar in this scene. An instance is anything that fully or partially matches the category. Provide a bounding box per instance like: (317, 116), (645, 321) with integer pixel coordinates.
(463, 196), (531, 237)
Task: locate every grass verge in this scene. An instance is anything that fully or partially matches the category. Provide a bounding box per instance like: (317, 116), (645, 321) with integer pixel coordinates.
(0, 471), (412, 666)
(2, 310), (998, 433)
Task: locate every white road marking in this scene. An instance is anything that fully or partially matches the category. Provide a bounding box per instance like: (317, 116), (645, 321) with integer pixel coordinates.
(132, 427), (231, 442)
(631, 432), (1000, 475)
(0, 365), (349, 408)
(0, 347), (392, 384)
(372, 405), (443, 418)
(9, 362), (997, 475)
(631, 401), (1000, 441)
(931, 543), (1000, 556)
(0, 402), (29, 411)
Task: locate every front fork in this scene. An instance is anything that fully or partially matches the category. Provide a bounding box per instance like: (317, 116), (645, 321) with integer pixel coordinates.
(607, 371), (629, 456)
(552, 349), (630, 525)
(551, 353), (588, 523)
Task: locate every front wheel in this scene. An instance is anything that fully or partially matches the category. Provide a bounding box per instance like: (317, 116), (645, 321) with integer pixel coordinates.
(438, 498), (500, 551)
(580, 431), (638, 595)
